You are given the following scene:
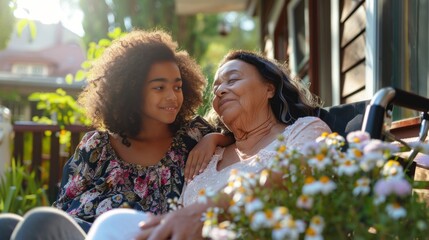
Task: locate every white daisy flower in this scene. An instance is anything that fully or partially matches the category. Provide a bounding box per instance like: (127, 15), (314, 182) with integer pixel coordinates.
(308, 153), (332, 170)
(337, 159), (359, 176)
(353, 177), (371, 196)
(319, 176), (336, 195)
(381, 160), (404, 179)
(386, 203), (407, 219)
(245, 198), (264, 216)
(296, 195), (314, 209)
(302, 176), (322, 195)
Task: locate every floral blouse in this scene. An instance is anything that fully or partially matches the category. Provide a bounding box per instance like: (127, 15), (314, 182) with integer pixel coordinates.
(53, 117), (215, 232)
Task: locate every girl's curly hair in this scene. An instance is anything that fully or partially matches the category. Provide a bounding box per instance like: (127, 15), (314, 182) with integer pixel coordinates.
(78, 29), (205, 140)
(217, 50), (322, 125)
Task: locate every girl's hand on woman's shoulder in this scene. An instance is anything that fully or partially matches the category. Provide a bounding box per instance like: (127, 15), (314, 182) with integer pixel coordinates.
(185, 133), (219, 182)
(185, 132), (234, 182)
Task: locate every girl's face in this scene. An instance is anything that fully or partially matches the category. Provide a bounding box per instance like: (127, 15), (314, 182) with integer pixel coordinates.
(141, 61), (183, 127)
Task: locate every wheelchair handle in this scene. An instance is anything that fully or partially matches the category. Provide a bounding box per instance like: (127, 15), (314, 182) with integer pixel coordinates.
(362, 87), (429, 139)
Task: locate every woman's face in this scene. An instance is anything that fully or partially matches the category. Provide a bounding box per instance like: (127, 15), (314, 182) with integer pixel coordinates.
(212, 59), (275, 128)
(141, 61), (183, 127)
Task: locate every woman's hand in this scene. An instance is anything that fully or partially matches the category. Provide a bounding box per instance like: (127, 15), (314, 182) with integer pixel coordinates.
(135, 204), (207, 240)
(185, 132), (233, 182)
(134, 214), (163, 240)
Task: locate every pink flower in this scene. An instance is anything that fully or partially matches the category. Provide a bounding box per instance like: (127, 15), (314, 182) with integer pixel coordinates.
(374, 178), (412, 197)
(160, 166), (171, 185)
(134, 176), (150, 198)
(169, 151), (184, 163)
(346, 131), (370, 148)
(363, 140), (399, 154)
(106, 167), (127, 186)
(392, 178), (412, 196)
(65, 175), (85, 198)
(374, 179), (391, 196)
(80, 132), (101, 152)
(107, 159), (120, 169)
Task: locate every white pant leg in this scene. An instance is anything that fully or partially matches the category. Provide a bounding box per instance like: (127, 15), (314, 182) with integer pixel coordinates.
(86, 209), (148, 240)
(11, 207), (85, 240)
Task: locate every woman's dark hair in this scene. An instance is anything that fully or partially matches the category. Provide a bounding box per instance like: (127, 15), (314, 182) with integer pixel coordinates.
(217, 50), (321, 125)
(78, 29), (205, 142)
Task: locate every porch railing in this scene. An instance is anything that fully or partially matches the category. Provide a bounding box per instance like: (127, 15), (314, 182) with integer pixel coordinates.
(12, 122), (91, 203)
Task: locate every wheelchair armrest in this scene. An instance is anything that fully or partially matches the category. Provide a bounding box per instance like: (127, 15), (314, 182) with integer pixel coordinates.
(362, 87), (429, 139)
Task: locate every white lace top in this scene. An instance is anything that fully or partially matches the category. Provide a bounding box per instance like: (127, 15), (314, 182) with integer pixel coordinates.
(181, 116), (331, 206)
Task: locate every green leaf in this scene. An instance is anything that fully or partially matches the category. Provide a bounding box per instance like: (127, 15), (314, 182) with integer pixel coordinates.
(94, 47), (105, 59)
(15, 19), (29, 37)
(0, 159), (48, 214)
(98, 38), (111, 47)
(81, 60), (92, 70)
(87, 43), (96, 60)
(65, 74), (74, 84)
(28, 92), (42, 101)
(3, 186), (17, 213)
(55, 88), (66, 96)
(28, 21), (37, 40)
(74, 70), (86, 81)
(108, 27), (123, 39)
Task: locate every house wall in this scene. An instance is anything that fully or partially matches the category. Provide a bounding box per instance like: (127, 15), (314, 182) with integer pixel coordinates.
(257, 0), (369, 104)
(173, 0), (429, 127)
(257, 0), (323, 102)
(0, 21), (86, 122)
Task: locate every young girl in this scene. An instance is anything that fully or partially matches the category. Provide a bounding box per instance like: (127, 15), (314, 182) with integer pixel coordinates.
(0, 29), (230, 240)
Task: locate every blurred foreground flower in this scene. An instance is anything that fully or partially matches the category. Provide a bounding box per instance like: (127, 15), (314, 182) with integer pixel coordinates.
(202, 131), (429, 239)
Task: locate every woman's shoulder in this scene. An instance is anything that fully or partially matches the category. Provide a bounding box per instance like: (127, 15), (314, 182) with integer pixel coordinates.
(78, 130), (110, 152)
(282, 116), (331, 138)
(295, 116), (325, 124)
(279, 116), (331, 150)
(291, 116), (330, 130)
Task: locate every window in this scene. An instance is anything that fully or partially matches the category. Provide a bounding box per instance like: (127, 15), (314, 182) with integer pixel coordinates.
(287, 0), (309, 76)
(11, 63), (49, 76)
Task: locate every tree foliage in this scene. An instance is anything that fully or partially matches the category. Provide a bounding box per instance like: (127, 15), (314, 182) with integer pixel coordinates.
(78, 0), (220, 61)
(0, 0), (15, 50)
(26, 1), (260, 123)
(79, 0), (110, 44)
(77, 1), (260, 117)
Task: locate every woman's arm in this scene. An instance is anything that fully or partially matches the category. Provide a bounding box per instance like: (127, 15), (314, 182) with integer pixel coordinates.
(136, 200), (224, 240)
(137, 170), (284, 240)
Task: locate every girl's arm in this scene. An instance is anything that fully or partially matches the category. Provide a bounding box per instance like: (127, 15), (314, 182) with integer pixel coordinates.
(185, 132), (234, 182)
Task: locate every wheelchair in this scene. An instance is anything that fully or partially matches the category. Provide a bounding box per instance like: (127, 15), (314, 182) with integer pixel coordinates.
(319, 87), (429, 201)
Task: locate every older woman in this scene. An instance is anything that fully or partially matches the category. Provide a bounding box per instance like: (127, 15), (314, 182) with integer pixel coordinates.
(88, 50), (331, 240)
